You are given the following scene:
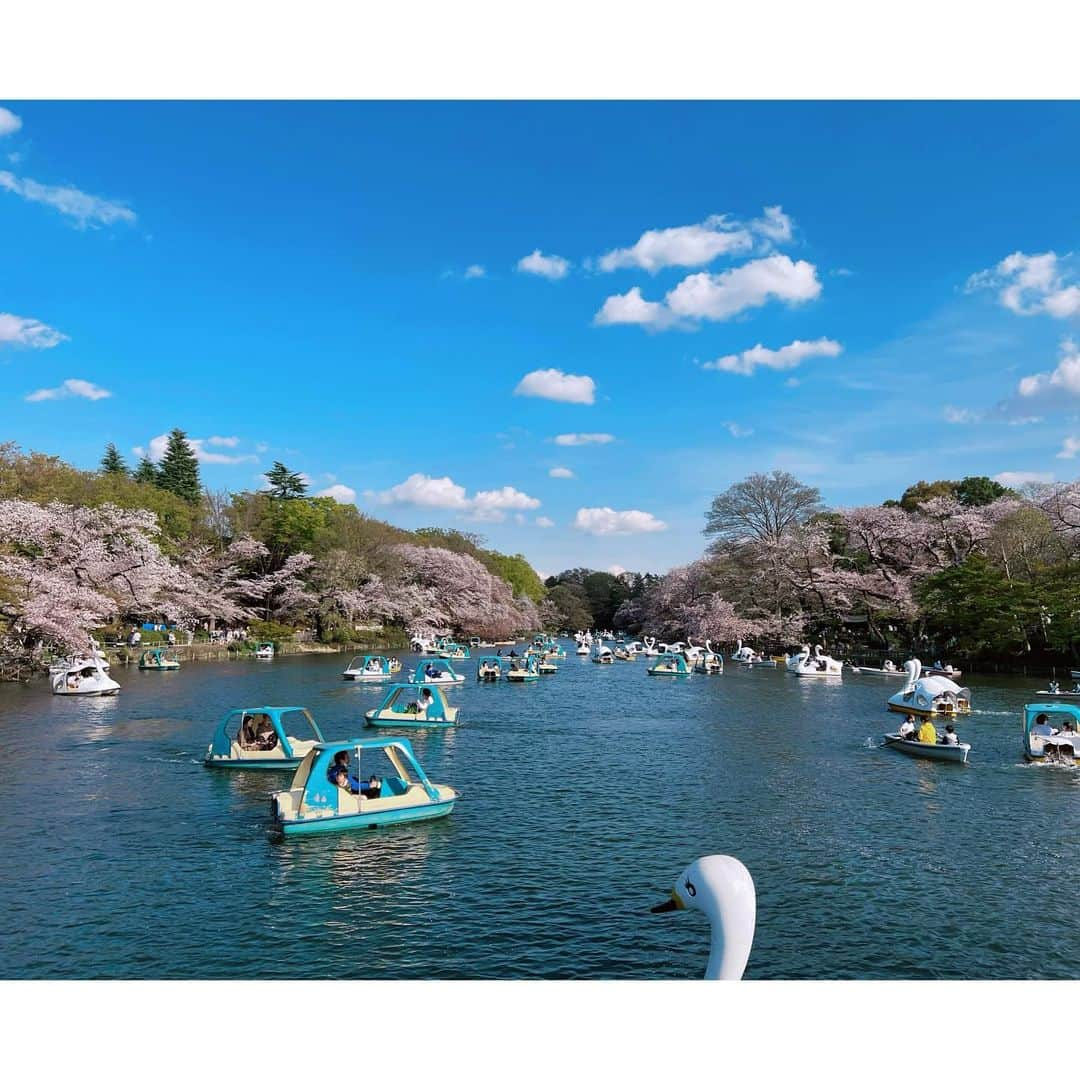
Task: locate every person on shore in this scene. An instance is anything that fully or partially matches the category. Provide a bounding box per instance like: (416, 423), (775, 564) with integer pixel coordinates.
(167, 631), (176, 646)
(1031, 714), (1058, 738)
(917, 716), (938, 744)
(898, 716), (916, 740)
(940, 724), (959, 746)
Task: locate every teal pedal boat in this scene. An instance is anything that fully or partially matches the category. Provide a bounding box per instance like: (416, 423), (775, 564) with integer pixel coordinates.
(204, 706), (324, 769)
(648, 653), (691, 676)
(272, 737), (458, 836)
(365, 682), (458, 728)
(410, 658), (466, 685)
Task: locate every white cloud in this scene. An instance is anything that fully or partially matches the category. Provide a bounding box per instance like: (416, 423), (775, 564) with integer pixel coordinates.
(316, 483), (357, 503)
(967, 251), (1080, 319)
(0, 170), (136, 229)
(372, 473), (540, 523)
(1008, 416), (1044, 426)
(0, 311), (68, 349)
(0, 107), (22, 137)
(595, 255), (822, 329)
(535, 516), (555, 528)
(785, 377), (801, 388)
(608, 564), (627, 575)
(703, 336), (841, 376)
(134, 433), (258, 466)
(573, 507), (668, 536)
(517, 249), (570, 280)
(25, 378), (112, 402)
(464, 264), (486, 279)
(1017, 338), (1080, 398)
(593, 286), (672, 328)
(205, 435), (239, 447)
(721, 421), (753, 438)
(553, 432), (614, 446)
(943, 405), (979, 424)
(470, 485), (541, 522)
(373, 472), (470, 510)
(1059, 437), (1080, 459)
(993, 470), (1053, 486)
(548, 466), (574, 479)
(514, 368), (596, 405)
(596, 205), (794, 274)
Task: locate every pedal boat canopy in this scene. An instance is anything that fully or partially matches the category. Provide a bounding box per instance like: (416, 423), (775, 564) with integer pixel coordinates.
(205, 706), (324, 768)
(342, 654), (393, 680)
(648, 652), (691, 675)
(410, 658), (465, 684)
(272, 737), (457, 836)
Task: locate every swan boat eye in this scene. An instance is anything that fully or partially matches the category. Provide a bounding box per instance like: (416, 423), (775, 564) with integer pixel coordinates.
(685, 879), (696, 897)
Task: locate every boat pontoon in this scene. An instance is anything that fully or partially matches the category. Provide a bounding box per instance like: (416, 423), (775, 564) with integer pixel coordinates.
(205, 706), (324, 769)
(271, 737), (457, 836)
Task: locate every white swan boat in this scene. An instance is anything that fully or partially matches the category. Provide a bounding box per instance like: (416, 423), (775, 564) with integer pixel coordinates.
(886, 659), (970, 717)
(591, 640), (615, 664)
(883, 732), (971, 764)
(786, 644), (842, 677)
(49, 646), (110, 675)
(51, 654), (120, 696)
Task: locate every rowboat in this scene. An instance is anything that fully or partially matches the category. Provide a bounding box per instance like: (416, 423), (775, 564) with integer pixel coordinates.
(883, 733), (971, 764)
(850, 663), (905, 677)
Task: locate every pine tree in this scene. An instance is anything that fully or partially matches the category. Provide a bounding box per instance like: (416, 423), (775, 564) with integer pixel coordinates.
(156, 428), (202, 503)
(100, 442), (128, 475)
(134, 457), (159, 483)
(264, 461), (308, 499)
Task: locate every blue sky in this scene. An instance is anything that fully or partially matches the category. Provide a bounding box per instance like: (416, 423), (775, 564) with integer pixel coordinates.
(2, 101), (1078, 575)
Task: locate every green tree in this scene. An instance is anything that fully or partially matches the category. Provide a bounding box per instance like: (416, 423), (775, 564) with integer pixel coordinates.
(100, 443), (127, 475)
(955, 475), (1013, 507)
(545, 583), (593, 630)
(134, 457), (159, 484)
(264, 461), (308, 499)
(155, 429), (202, 504)
(898, 479), (957, 512)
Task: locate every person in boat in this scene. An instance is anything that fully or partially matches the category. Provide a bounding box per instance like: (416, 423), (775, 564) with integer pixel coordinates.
(509, 649), (518, 658)
(410, 687), (434, 717)
(917, 717), (938, 744)
(1049, 681), (1060, 694)
(331, 762), (382, 799)
(883, 659), (896, 672)
(1031, 714), (1058, 738)
(940, 724), (959, 746)
(898, 716), (916, 740)
(239, 715), (258, 749)
(253, 717), (278, 751)
(1061, 720), (1078, 738)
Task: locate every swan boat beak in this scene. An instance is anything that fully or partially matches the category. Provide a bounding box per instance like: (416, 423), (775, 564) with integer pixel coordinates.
(650, 890), (685, 914)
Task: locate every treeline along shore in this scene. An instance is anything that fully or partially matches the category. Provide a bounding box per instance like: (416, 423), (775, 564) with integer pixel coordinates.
(2, 432), (1079, 678)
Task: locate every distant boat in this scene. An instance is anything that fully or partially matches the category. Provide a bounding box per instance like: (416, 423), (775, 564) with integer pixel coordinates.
(786, 644), (842, 677)
(850, 660), (905, 677)
(886, 659), (970, 717)
(52, 653), (120, 696)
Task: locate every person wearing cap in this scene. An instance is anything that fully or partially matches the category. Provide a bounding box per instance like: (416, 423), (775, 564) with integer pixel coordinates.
(917, 716), (938, 744)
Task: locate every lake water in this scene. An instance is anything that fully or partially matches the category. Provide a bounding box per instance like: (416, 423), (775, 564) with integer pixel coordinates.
(0, 648), (1076, 979)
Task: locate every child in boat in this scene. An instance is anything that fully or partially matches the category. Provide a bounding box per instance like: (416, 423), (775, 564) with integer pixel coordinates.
(898, 716), (916, 740)
(917, 717), (938, 744)
(940, 724), (959, 746)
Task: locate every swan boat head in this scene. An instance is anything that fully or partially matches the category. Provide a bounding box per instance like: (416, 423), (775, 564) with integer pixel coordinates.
(651, 855), (756, 980)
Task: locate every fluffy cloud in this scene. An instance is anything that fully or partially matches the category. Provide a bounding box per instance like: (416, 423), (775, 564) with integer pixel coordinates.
(517, 249), (570, 280)
(25, 378), (111, 402)
(535, 516), (555, 528)
(0, 171), (136, 229)
(471, 485), (541, 522)
(464, 264), (486, 279)
(514, 368), (596, 404)
(316, 483), (357, 503)
(993, 470), (1053, 486)
(548, 466), (574, 479)
(721, 421), (753, 437)
(967, 251), (1080, 319)
(134, 433), (258, 465)
(596, 205), (794, 273)
(373, 473), (470, 510)
(595, 255), (822, 329)
(573, 507), (668, 535)
(0, 108), (22, 137)
(593, 286), (671, 328)
(372, 473), (541, 523)
(553, 432), (614, 446)
(943, 405), (979, 424)
(1017, 338), (1080, 398)
(0, 312), (68, 349)
(1058, 437), (1080, 460)
(703, 336), (842, 375)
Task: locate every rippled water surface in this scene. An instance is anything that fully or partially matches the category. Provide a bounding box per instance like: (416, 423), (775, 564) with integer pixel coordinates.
(1, 649), (1077, 979)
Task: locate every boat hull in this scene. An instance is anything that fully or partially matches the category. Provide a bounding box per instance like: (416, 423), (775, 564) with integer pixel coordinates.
(883, 734), (970, 763)
(851, 667), (905, 677)
(886, 701), (969, 718)
(205, 756), (307, 770)
(364, 708), (458, 728)
(278, 796), (457, 835)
